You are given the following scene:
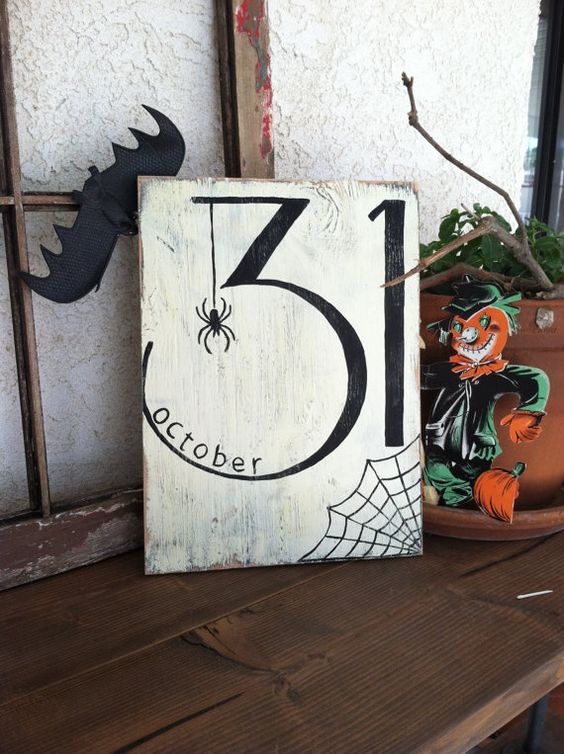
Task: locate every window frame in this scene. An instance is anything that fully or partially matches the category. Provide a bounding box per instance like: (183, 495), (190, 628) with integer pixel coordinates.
(0, 0), (273, 590)
(531, 0), (564, 225)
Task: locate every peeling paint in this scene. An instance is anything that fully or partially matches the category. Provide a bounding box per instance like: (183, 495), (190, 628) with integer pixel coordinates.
(235, 0), (273, 161)
(0, 494), (142, 590)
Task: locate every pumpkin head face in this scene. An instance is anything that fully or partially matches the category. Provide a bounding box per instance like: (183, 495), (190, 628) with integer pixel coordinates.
(450, 306), (509, 364)
(473, 462), (526, 522)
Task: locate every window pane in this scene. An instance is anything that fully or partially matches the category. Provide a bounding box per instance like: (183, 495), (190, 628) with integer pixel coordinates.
(9, 0), (223, 192)
(520, 6), (549, 220)
(9, 0), (224, 503)
(25, 213), (143, 504)
(0, 239), (30, 518)
(548, 80), (564, 232)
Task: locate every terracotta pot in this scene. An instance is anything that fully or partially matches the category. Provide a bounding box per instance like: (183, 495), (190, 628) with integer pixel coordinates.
(420, 292), (564, 538)
(422, 503), (564, 541)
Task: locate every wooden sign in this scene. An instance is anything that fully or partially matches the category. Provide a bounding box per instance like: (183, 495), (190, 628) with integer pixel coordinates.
(140, 178), (421, 572)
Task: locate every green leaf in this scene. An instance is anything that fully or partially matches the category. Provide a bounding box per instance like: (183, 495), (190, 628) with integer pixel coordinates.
(533, 236), (561, 253)
(491, 211), (512, 232)
(528, 218), (557, 236)
(424, 204), (564, 288)
(420, 240), (441, 257)
(439, 215), (458, 241)
(481, 235), (496, 268)
(458, 216), (476, 231)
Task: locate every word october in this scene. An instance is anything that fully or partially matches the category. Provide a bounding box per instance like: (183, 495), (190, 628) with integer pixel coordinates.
(152, 407), (262, 476)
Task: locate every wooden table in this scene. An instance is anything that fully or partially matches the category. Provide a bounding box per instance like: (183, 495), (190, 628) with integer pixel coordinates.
(1, 533), (563, 753)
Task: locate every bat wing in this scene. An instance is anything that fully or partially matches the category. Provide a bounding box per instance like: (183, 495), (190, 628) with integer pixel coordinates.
(21, 106), (185, 304)
(101, 105), (185, 217)
(20, 206), (119, 304)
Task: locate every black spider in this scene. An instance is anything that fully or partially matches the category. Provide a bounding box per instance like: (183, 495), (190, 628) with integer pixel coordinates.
(196, 297), (236, 354)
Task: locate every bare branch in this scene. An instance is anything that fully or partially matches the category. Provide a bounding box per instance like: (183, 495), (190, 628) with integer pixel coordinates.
(485, 221), (553, 289)
(400, 73), (554, 292)
(538, 282), (564, 299)
(461, 203), (481, 223)
(401, 73), (527, 241)
(382, 219), (494, 287)
(419, 263), (542, 293)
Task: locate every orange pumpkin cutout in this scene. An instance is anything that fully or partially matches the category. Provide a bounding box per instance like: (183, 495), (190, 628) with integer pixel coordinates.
(473, 462), (526, 523)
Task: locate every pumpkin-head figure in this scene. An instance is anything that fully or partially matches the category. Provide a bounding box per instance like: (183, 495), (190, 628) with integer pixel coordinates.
(423, 276), (549, 523)
(429, 277), (521, 381)
(451, 306), (509, 362)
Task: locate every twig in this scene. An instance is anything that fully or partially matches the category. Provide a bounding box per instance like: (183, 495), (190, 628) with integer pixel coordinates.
(399, 73), (554, 292)
(538, 281), (564, 299)
(461, 203), (480, 223)
(419, 263), (542, 293)
(402, 73), (528, 241)
(383, 219), (494, 287)
(516, 590), (553, 599)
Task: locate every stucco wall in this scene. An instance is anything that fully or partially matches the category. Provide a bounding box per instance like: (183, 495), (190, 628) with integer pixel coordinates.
(0, 255), (28, 516)
(1, 0), (539, 511)
(4, 0), (223, 507)
(269, 0), (540, 241)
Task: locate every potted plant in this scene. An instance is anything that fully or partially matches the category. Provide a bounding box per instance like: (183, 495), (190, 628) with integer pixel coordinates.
(396, 74), (564, 539)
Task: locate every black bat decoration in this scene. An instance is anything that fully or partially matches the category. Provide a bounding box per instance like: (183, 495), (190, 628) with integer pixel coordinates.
(20, 105), (185, 304)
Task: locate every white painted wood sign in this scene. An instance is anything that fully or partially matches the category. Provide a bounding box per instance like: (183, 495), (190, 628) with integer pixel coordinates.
(140, 178), (421, 573)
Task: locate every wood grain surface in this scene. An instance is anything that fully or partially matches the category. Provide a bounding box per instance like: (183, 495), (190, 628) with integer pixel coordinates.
(215, 0), (275, 179)
(0, 491), (143, 590)
(1, 533), (563, 753)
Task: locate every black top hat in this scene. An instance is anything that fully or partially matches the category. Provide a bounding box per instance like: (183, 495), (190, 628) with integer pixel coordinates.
(427, 275), (521, 345)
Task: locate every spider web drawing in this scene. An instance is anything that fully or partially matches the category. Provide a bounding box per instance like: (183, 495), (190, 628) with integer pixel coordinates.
(301, 437), (422, 561)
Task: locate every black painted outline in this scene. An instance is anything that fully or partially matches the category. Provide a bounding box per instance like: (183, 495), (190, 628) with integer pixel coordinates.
(369, 200), (406, 446)
(300, 436), (421, 561)
(196, 297), (235, 353)
(143, 194), (368, 481)
(143, 273), (366, 479)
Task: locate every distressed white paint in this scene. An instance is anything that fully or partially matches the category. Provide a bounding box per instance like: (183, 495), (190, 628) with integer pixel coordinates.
(141, 178), (421, 572)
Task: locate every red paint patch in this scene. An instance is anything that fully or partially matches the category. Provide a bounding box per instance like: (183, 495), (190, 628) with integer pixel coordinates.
(235, 0), (273, 161)
(260, 77), (273, 160)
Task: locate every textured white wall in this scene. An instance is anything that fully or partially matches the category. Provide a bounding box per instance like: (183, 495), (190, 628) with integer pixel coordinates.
(0, 250), (29, 516)
(1, 0), (539, 511)
(3, 0), (223, 507)
(269, 0), (540, 242)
